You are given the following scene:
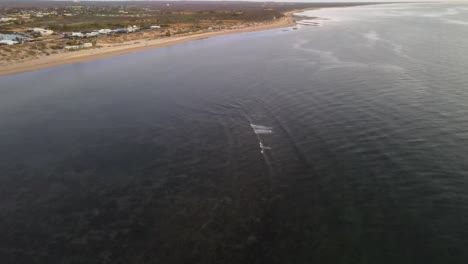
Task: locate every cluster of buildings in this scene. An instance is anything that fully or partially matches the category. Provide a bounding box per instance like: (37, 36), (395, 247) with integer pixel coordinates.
(65, 25), (161, 39)
(0, 24), (162, 46)
(23, 24), (156, 40)
(0, 5), (145, 23)
(0, 11), (60, 22)
(64, 27), (137, 38)
(0, 5), (90, 25)
(31, 11), (59, 18)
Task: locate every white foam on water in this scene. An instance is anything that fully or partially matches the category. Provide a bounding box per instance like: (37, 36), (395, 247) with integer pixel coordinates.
(250, 124), (273, 154)
(259, 142), (272, 154)
(250, 124), (274, 135)
(296, 19), (323, 27)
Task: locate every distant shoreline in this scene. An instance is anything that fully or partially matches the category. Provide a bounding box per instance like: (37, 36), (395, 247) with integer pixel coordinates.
(0, 8), (317, 76)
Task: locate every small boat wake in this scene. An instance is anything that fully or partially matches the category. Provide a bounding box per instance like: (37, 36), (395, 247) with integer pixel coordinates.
(250, 124), (273, 154)
(250, 124), (273, 135)
(259, 142), (272, 154)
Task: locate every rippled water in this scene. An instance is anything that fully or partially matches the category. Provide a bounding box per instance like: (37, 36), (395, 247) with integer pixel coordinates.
(1, 3), (468, 263)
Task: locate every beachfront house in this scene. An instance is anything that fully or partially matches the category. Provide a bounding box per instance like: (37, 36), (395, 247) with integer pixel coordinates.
(127, 26), (140, 33)
(71, 32), (85, 38)
(85, 32), (99, 37)
(98, 29), (112, 35)
(32, 28), (54, 36)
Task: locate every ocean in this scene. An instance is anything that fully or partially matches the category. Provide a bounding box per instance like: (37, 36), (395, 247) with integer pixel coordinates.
(1, 3), (468, 263)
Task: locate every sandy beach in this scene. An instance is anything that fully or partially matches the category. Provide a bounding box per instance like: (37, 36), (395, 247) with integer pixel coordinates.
(0, 10), (304, 77)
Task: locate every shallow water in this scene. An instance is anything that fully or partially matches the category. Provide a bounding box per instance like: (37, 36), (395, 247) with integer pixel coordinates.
(1, 3), (468, 263)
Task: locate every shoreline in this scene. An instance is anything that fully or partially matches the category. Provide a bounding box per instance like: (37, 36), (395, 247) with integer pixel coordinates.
(0, 9), (305, 76)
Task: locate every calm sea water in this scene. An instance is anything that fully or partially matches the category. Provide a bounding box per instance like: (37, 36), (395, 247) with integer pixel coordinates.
(1, 3), (468, 263)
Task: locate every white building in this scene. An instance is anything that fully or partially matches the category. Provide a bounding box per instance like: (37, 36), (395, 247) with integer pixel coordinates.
(150, 25), (161, 30)
(0, 17), (16, 22)
(71, 32), (85, 38)
(127, 26), (139, 33)
(98, 29), (112, 34)
(32, 28), (54, 36)
(86, 32), (99, 37)
(0, 40), (18, 45)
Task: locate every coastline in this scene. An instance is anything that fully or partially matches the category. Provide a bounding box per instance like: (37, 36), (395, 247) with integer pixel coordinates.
(0, 10), (304, 76)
